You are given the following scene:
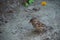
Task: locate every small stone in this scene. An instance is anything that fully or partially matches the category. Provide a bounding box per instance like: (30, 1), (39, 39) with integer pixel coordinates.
(0, 31), (2, 33)
(24, 10), (28, 12)
(49, 26), (53, 30)
(0, 18), (3, 22)
(7, 10), (15, 13)
(32, 8), (40, 11)
(54, 32), (58, 35)
(21, 27), (23, 29)
(44, 38), (50, 40)
(5, 21), (8, 23)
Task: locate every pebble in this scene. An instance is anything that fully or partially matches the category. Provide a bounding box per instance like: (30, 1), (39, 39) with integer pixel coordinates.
(7, 10), (15, 13)
(43, 38), (50, 40)
(5, 21), (8, 23)
(0, 31), (2, 33)
(32, 8), (40, 11)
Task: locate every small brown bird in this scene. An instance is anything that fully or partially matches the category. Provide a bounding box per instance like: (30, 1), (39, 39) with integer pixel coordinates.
(30, 17), (46, 33)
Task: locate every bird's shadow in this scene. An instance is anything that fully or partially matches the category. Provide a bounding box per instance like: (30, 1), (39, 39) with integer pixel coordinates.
(25, 30), (46, 37)
(25, 26), (54, 37)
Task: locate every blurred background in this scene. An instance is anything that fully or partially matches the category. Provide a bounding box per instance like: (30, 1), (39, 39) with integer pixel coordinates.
(0, 0), (60, 40)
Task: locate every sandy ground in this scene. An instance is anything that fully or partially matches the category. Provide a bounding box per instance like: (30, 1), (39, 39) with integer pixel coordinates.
(0, 0), (60, 40)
